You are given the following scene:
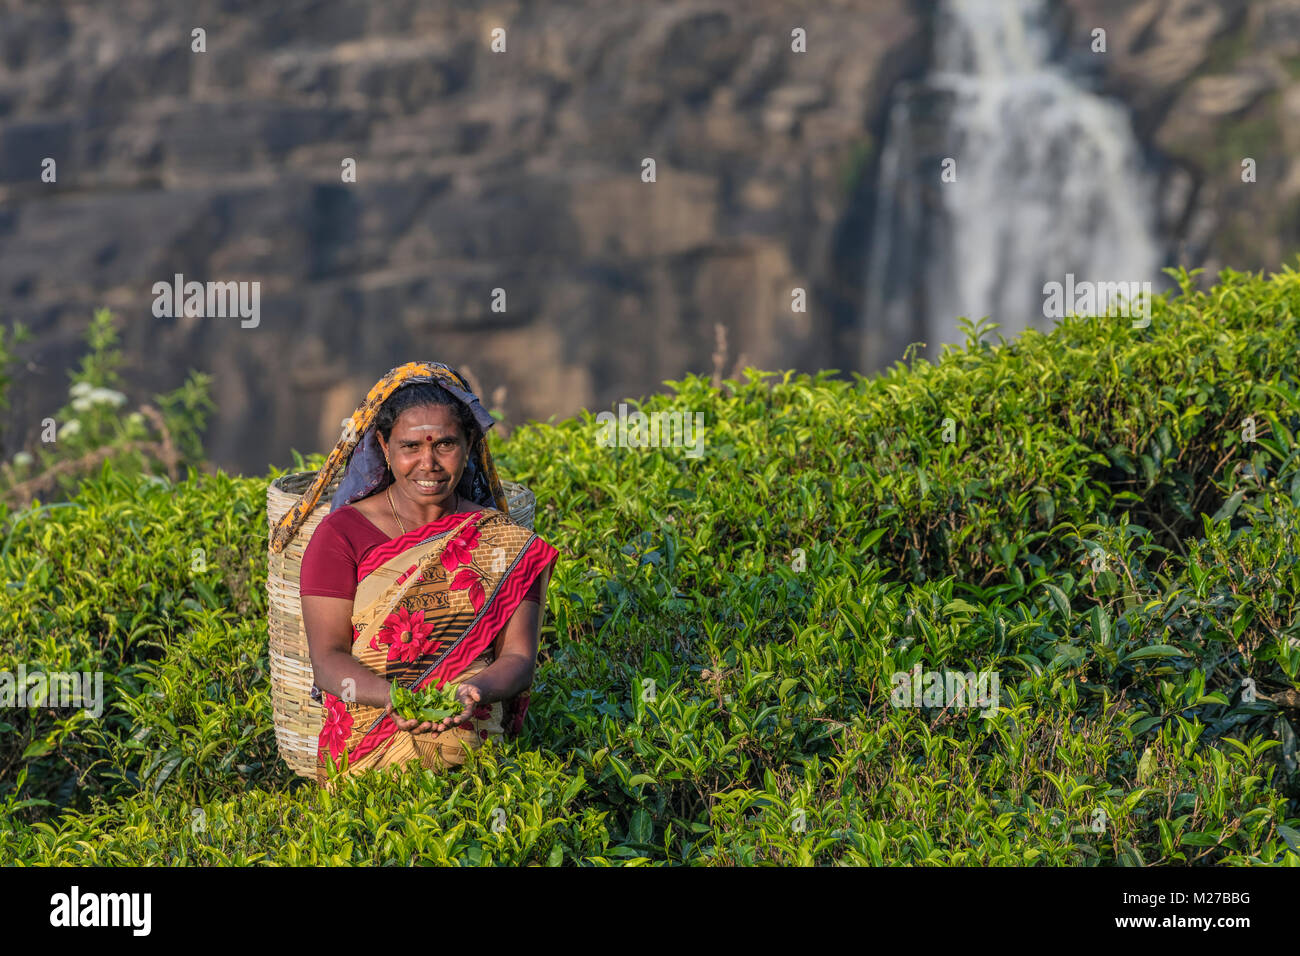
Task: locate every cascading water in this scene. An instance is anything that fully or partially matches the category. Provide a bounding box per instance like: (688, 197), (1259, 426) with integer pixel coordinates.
(862, 0), (1162, 370)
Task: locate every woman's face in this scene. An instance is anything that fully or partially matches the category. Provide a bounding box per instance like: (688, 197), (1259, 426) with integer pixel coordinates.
(380, 404), (470, 506)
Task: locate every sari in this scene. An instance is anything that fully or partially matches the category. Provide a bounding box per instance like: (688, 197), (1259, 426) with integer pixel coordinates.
(315, 506), (558, 787)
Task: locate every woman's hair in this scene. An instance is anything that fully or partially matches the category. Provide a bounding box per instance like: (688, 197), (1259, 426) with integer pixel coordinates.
(374, 382), (482, 451)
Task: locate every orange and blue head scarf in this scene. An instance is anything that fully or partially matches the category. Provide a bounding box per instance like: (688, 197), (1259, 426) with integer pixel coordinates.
(270, 361), (509, 554)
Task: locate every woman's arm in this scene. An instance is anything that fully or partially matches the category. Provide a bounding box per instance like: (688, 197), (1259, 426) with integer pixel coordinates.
(302, 594), (393, 709)
(303, 595), (456, 736)
(474, 598), (543, 704)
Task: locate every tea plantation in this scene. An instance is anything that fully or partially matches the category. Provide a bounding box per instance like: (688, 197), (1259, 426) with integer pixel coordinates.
(2, 266), (1299, 865)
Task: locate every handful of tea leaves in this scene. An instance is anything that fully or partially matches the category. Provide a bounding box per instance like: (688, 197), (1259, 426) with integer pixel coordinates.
(389, 680), (464, 723)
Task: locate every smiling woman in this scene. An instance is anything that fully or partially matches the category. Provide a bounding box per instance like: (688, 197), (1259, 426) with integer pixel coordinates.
(286, 362), (558, 787)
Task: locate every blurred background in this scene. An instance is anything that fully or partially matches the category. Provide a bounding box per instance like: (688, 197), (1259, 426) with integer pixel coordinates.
(1, 0), (1297, 480)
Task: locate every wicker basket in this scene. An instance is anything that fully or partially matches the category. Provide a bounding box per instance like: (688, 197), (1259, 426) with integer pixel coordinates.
(266, 472), (537, 779)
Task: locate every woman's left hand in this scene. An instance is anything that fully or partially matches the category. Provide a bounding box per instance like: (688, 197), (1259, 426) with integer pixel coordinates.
(428, 682), (481, 733)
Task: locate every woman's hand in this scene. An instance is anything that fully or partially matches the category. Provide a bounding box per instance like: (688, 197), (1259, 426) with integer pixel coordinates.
(427, 682), (481, 734)
(384, 682), (481, 735)
(383, 699), (438, 736)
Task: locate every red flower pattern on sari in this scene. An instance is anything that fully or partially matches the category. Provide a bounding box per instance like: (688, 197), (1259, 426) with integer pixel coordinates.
(450, 567), (486, 613)
(370, 606), (434, 663)
(320, 695), (354, 760)
(441, 524), (481, 573)
(506, 693), (530, 736)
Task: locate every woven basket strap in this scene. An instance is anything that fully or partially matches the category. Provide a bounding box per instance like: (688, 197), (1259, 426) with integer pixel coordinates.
(352, 511), (482, 649)
(270, 362), (509, 554)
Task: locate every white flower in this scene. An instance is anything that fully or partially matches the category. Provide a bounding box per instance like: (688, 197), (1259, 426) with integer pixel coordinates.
(89, 387), (127, 407)
(12, 451), (33, 468)
(59, 420), (82, 439)
(126, 412), (145, 428)
(69, 382), (92, 397)
(71, 396), (94, 412)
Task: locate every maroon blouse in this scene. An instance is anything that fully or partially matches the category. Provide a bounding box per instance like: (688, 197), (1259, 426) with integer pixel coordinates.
(299, 505), (543, 604)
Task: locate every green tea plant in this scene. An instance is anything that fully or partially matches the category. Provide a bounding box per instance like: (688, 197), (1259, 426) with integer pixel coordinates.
(390, 682), (463, 722)
(1, 265), (1299, 865)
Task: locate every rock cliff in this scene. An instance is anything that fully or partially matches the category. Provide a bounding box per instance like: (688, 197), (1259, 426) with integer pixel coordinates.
(0, 0), (1294, 474)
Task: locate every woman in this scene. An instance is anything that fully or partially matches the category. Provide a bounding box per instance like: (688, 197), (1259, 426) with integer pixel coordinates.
(289, 362), (558, 787)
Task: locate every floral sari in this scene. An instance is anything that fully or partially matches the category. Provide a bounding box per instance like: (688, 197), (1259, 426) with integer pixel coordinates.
(315, 507), (558, 787)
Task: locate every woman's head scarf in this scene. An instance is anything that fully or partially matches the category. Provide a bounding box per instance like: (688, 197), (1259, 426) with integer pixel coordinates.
(270, 361), (508, 554)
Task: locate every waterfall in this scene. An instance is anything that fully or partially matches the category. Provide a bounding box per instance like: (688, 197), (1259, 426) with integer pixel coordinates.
(862, 0), (1162, 370)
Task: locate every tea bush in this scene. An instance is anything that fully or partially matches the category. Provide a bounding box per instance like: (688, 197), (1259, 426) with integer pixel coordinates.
(2, 265), (1299, 865)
